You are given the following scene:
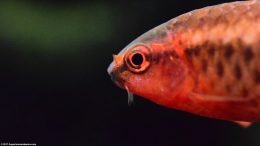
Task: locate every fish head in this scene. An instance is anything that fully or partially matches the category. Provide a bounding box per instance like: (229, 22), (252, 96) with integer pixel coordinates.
(108, 24), (192, 106)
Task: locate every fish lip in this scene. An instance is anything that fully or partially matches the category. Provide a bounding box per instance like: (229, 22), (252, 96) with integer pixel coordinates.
(110, 71), (125, 89)
(107, 62), (125, 89)
(107, 62), (114, 76)
(112, 78), (125, 89)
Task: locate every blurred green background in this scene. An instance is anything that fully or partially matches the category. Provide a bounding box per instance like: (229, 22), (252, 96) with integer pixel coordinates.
(0, 0), (260, 146)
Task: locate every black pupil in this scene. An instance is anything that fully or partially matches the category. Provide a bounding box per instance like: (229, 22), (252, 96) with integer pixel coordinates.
(131, 53), (143, 66)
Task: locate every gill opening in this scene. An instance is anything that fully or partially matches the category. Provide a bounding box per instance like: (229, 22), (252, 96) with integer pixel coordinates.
(125, 85), (134, 105)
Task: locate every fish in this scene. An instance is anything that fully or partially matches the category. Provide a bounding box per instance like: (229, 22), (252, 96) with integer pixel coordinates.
(107, 0), (260, 124)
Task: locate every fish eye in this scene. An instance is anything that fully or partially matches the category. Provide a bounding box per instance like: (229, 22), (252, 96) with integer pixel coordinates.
(124, 45), (151, 73)
(131, 53), (143, 66)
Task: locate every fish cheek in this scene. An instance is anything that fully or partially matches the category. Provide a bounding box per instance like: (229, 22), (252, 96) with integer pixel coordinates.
(159, 61), (187, 94)
(126, 61), (187, 105)
(151, 61), (194, 109)
(125, 64), (165, 101)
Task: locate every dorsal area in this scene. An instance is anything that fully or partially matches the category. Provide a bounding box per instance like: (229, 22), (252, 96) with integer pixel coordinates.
(158, 1), (260, 99)
(166, 0), (260, 48)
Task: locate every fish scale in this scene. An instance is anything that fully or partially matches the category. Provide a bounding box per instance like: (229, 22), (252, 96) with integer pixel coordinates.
(108, 1), (260, 122)
(166, 1), (260, 98)
(184, 40), (259, 98)
(170, 2), (260, 49)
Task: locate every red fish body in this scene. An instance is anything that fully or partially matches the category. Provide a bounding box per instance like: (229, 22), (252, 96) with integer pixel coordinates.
(108, 1), (260, 122)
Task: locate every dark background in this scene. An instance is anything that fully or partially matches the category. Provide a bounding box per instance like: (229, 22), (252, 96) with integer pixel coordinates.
(0, 0), (259, 146)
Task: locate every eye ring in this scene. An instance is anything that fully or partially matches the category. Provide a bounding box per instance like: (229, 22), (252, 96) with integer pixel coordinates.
(124, 45), (151, 73)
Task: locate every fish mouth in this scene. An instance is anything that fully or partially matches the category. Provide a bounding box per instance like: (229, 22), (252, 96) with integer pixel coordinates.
(107, 62), (125, 89)
(107, 61), (114, 76)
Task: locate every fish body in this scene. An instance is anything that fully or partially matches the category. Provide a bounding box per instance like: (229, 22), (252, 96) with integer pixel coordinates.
(108, 1), (260, 122)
